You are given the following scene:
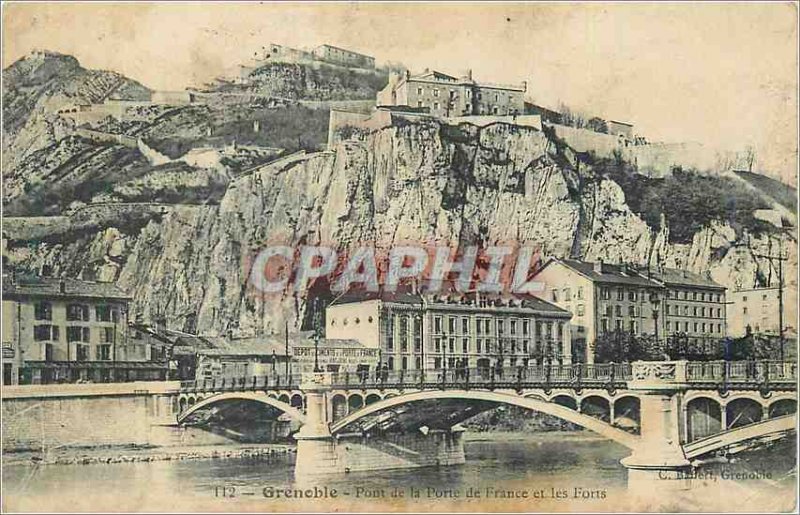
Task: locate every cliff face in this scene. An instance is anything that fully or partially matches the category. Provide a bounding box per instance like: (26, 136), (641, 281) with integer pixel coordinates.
(5, 120), (796, 336)
(2, 52), (151, 177)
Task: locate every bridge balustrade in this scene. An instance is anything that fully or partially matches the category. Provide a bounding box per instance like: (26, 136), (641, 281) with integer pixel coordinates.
(177, 361), (796, 394)
(685, 360), (797, 384)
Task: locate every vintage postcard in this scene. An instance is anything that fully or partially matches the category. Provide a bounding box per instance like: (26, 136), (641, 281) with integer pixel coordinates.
(1, 2), (798, 513)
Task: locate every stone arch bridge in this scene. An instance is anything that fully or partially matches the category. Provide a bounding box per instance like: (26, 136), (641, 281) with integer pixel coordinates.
(176, 361), (796, 486)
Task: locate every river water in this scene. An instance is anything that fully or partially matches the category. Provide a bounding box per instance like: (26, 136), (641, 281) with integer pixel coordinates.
(2, 432), (795, 512)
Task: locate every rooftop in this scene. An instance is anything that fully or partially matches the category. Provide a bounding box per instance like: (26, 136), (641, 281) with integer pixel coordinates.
(556, 259), (660, 288)
(2, 275), (131, 300)
(329, 286), (570, 315)
(551, 259), (725, 290)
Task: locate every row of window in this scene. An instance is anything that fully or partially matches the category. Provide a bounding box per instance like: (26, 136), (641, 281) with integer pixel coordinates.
(33, 324), (117, 343)
(34, 302), (121, 323)
(665, 304), (723, 318)
(414, 86), (512, 103)
(40, 342), (112, 361)
(666, 321), (724, 334)
(667, 290), (723, 302)
(329, 315), (374, 327)
(382, 355), (561, 372)
(432, 316), (558, 337)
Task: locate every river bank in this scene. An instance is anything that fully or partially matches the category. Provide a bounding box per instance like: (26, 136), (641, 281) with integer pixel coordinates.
(2, 429), (599, 468)
(2, 442), (296, 467)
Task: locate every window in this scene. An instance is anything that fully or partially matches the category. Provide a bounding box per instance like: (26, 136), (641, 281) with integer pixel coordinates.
(693, 307), (698, 317)
(523, 340), (529, 353)
(448, 317), (456, 333)
(95, 305), (119, 323)
(629, 320), (637, 333)
(477, 339), (482, 353)
(462, 338), (468, 353)
(510, 320), (517, 335)
(66, 304), (89, 322)
(564, 288), (571, 301)
(601, 288), (611, 300)
(497, 320), (505, 335)
(433, 89), (439, 97)
(601, 319), (609, 332)
(577, 304), (585, 316)
(551, 289), (559, 302)
(434, 102), (440, 110)
(716, 308), (721, 318)
(97, 344), (112, 361)
(67, 326), (90, 342)
(606, 305), (613, 317)
(615, 319), (623, 331)
(617, 289), (625, 301)
(417, 100), (423, 107)
(743, 296), (748, 302)
(417, 87), (423, 95)
(386, 316), (394, 351)
(434, 337), (441, 353)
(762, 294), (768, 301)
(684, 306), (689, 316)
(402, 357), (408, 370)
(448, 338), (455, 353)
(34, 325), (57, 341)
(716, 294), (721, 302)
(100, 327), (114, 343)
(615, 305), (622, 317)
(700, 293), (706, 301)
(577, 287), (584, 300)
(494, 93), (499, 101)
(628, 306), (635, 317)
(399, 317), (408, 351)
(629, 290), (638, 301)
(743, 307), (748, 314)
(522, 320), (530, 335)
(413, 318), (422, 351)
(434, 316), (442, 333)
(684, 322), (689, 332)
(462, 318), (469, 334)
(692, 292), (697, 301)
(693, 322), (698, 332)
(717, 324), (722, 333)
(34, 302), (52, 321)
(76, 344), (89, 362)
(701, 323), (706, 333)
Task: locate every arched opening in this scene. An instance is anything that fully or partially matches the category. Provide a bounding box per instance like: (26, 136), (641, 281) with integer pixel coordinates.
(290, 394), (304, 410)
(187, 397), (196, 407)
(551, 395), (577, 410)
(278, 394), (290, 404)
(725, 398), (762, 430)
(612, 396), (640, 434)
(768, 399), (797, 419)
(331, 394), (348, 422)
(365, 393), (382, 406)
(179, 397), (187, 413)
(580, 396), (610, 422)
(686, 397), (722, 442)
(330, 390), (637, 450)
(348, 394), (364, 412)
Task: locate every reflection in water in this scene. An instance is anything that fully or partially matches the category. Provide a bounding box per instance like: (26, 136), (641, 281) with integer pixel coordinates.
(2, 434), (795, 512)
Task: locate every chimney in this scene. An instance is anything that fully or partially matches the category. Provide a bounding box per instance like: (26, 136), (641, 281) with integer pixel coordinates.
(404, 70), (410, 80)
(594, 259), (604, 274)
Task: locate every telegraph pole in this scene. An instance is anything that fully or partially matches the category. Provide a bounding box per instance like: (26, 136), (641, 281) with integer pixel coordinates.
(753, 233), (788, 361)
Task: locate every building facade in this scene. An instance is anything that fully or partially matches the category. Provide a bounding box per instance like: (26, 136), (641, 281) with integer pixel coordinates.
(377, 69), (527, 118)
(326, 290), (572, 371)
(193, 333), (379, 381)
(312, 44), (375, 69)
(2, 276), (168, 385)
(531, 259), (727, 363)
(728, 287), (786, 337)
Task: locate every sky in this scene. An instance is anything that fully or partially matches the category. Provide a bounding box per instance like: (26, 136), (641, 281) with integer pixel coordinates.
(3, 2), (798, 185)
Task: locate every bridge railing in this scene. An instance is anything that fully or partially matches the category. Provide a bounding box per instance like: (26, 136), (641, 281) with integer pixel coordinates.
(328, 363), (631, 390)
(685, 360), (797, 384)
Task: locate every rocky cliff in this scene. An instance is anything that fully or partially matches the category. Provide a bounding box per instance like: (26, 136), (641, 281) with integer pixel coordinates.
(4, 119), (796, 335)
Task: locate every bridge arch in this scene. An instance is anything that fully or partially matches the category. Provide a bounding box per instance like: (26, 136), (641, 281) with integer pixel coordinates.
(329, 390), (639, 449)
(685, 396), (723, 442)
(579, 395), (611, 422)
(177, 392), (307, 425)
(768, 398), (797, 418)
(726, 398), (763, 429)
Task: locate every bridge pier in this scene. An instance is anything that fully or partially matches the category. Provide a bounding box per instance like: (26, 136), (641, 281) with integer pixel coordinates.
(293, 373), (466, 477)
(621, 362), (692, 491)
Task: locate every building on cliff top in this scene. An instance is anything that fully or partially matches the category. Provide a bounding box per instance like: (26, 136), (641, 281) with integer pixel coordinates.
(251, 42), (375, 70)
(377, 68), (527, 118)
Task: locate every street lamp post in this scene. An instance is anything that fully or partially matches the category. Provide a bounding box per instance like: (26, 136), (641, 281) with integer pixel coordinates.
(313, 298), (322, 373)
(650, 292), (661, 353)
